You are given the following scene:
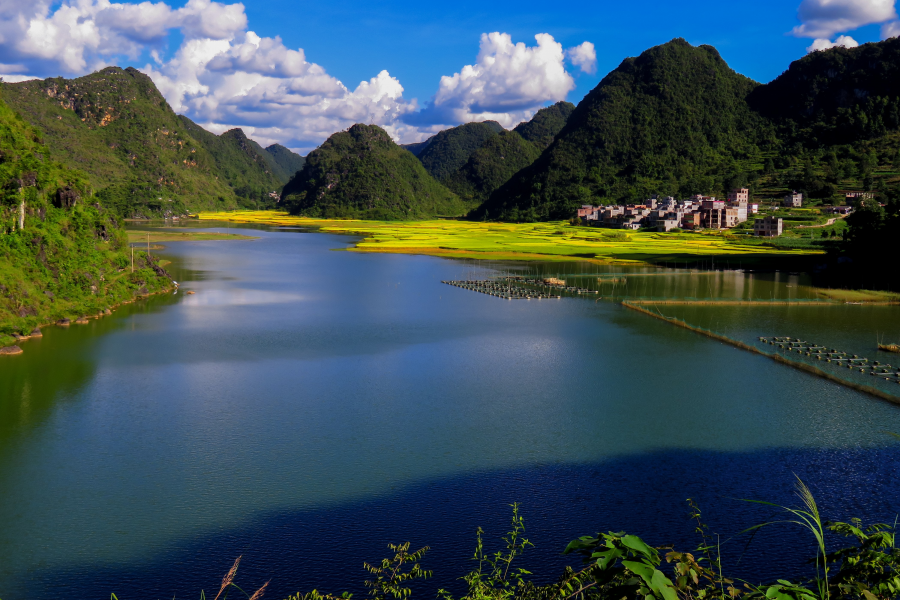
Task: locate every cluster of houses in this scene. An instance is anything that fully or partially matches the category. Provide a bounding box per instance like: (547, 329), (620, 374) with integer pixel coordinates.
(576, 188), (855, 237)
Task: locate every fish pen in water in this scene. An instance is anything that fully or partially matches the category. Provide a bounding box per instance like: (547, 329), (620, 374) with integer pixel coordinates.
(621, 301), (900, 404)
(759, 337), (900, 383)
(441, 280), (561, 300)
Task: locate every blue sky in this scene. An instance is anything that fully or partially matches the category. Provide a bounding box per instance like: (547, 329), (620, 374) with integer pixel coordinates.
(1, 0), (898, 151)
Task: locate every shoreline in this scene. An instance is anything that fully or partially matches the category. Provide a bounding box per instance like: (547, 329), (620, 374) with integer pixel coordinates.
(0, 283), (176, 356)
(193, 210), (824, 268)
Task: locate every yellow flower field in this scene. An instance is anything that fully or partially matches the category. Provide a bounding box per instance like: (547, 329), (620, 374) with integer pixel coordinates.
(196, 211), (824, 265)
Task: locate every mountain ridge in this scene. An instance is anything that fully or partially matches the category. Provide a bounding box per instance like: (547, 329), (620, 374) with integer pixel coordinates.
(281, 124), (466, 219)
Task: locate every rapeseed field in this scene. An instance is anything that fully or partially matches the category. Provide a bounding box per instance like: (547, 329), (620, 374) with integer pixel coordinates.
(196, 211), (823, 266)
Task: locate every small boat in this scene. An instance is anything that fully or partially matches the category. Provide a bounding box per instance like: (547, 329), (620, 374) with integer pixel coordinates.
(879, 344), (900, 354)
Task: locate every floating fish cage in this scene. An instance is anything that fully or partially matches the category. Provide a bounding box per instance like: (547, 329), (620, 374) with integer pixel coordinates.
(496, 276), (600, 295)
(758, 336), (900, 382)
(441, 280), (561, 300)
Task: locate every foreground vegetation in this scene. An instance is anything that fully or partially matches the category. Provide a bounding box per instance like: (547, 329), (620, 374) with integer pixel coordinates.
(196, 211), (823, 266)
(173, 481), (900, 600)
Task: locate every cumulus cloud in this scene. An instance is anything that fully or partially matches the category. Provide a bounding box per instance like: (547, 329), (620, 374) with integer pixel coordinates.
(142, 30), (418, 151)
(412, 32), (575, 128)
(884, 20), (900, 37)
(0, 0), (591, 151)
(566, 41), (596, 74)
(806, 34), (860, 52)
(792, 0), (897, 38)
(0, 0), (247, 76)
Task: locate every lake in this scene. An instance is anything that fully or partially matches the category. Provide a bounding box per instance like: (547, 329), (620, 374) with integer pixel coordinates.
(2, 224), (900, 600)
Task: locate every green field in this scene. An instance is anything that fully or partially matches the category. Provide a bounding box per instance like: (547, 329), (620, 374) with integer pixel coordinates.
(197, 211), (824, 266)
(126, 231), (259, 243)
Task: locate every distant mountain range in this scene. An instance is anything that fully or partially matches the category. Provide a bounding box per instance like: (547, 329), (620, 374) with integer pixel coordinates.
(1, 67), (304, 217)
(3, 37), (900, 222)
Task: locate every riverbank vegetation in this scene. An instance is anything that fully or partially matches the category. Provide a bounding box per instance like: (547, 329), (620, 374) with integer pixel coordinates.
(0, 90), (172, 349)
(196, 211), (823, 267)
(191, 485), (900, 600)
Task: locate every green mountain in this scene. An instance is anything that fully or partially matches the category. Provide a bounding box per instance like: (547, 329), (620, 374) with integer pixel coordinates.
(281, 124), (465, 219)
(265, 144), (306, 180)
(416, 121), (505, 180)
(512, 101), (575, 150)
(0, 67), (244, 216)
(443, 131), (541, 207)
(443, 103), (574, 207)
(400, 140), (433, 156)
(176, 116), (285, 207)
(0, 92), (171, 343)
(748, 38), (900, 146)
(475, 39), (773, 220)
(476, 38), (900, 221)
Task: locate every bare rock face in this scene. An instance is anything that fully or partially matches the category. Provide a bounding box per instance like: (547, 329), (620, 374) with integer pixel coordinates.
(55, 186), (80, 209)
(75, 317), (89, 324)
(0, 346), (23, 355)
(57, 318), (71, 326)
(30, 328), (42, 337)
(18, 171), (37, 187)
(103, 308), (112, 315)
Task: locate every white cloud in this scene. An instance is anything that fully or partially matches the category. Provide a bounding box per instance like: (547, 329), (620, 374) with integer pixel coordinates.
(142, 30), (418, 152)
(806, 34), (860, 52)
(884, 20), (900, 37)
(414, 32), (576, 128)
(0, 0), (246, 76)
(567, 41), (596, 74)
(792, 0), (897, 38)
(0, 0), (590, 151)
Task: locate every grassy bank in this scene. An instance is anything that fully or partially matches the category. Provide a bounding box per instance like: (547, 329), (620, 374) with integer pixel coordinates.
(196, 211), (824, 266)
(0, 204), (174, 350)
(126, 230), (260, 243)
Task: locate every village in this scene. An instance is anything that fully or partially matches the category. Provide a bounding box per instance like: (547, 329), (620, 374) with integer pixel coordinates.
(576, 188), (863, 236)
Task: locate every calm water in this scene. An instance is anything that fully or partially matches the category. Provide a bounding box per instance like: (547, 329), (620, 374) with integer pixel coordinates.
(2, 225), (900, 600)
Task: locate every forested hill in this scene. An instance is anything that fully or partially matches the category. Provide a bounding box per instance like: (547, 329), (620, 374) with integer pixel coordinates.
(474, 38), (900, 221)
(416, 121), (505, 180)
(1, 67), (294, 216)
(748, 37), (900, 145)
(281, 124), (466, 219)
(474, 39), (772, 220)
(265, 144), (306, 180)
(512, 101), (575, 150)
(0, 92), (171, 341)
(442, 104), (574, 207)
(177, 117), (285, 205)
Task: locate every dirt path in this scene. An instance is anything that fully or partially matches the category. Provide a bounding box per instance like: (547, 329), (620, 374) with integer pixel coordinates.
(795, 215), (844, 229)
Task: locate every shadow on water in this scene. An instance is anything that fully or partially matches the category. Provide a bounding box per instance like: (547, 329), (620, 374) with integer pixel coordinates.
(14, 447), (900, 600)
(0, 293), (179, 435)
